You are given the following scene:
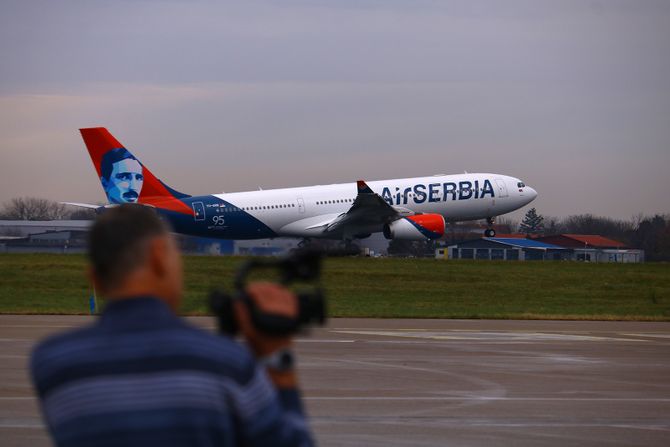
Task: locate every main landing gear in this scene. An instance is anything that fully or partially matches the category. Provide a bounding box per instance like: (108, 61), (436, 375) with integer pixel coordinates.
(298, 238), (312, 248)
(484, 217), (496, 238)
(341, 238), (360, 255)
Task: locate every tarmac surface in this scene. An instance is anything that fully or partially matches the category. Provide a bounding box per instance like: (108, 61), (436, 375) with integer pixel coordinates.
(1, 315), (669, 446)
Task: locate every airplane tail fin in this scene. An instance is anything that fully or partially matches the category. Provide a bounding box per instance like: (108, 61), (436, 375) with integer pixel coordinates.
(79, 127), (193, 215)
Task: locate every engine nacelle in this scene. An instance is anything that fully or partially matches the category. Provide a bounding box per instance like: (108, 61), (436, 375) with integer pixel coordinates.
(383, 214), (446, 240)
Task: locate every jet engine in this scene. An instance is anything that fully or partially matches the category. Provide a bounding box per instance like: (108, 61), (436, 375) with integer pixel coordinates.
(383, 214), (445, 240)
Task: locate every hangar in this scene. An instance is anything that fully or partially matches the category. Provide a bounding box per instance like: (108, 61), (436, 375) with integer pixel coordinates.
(438, 234), (645, 262)
(440, 237), (569, 261)
(535, 234), (644, 263)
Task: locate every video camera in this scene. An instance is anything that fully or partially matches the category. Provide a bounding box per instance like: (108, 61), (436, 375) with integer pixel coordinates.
(209, 250), (327, 336)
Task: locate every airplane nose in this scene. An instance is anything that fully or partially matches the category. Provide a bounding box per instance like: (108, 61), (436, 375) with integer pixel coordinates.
(527, 187), (538, 200)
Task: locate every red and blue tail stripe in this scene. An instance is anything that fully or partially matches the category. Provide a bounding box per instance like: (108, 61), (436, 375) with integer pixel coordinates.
(80, 127), (193, 215)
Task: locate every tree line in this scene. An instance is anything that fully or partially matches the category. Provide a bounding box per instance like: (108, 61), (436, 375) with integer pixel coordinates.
(518, 207), (670, 261)
(0, 197), (96, 221)
(1, 197), (668, 261)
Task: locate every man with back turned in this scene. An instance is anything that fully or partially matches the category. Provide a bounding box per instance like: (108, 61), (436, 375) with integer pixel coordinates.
(30, 204), (314, 446)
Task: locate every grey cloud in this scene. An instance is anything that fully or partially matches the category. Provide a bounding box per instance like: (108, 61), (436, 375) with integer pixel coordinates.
(0, 0), (668, 221)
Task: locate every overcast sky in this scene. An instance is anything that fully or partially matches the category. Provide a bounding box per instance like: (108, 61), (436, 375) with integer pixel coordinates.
(1, 0), (668, 220)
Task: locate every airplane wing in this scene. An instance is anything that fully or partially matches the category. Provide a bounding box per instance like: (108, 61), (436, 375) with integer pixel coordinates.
(308, 180), (404, 235)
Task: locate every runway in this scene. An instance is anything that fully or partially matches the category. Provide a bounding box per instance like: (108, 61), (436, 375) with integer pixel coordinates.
(1, 316), (669, 446)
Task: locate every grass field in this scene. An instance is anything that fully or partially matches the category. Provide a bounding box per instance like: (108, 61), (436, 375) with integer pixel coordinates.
(0, 253), (669, 320)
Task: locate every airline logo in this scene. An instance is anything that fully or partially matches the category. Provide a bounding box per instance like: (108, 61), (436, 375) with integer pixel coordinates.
(381, 179), (495, 206)
(80, 128), (193, 215)
(100, 148), (144, 204)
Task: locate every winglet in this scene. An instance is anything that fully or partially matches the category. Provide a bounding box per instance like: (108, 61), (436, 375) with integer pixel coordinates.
(357, 180), (374, 194)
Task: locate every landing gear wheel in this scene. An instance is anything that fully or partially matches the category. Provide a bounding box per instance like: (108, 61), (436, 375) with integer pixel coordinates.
(485, 217), (496, 238)
(341, 239), (360, 255)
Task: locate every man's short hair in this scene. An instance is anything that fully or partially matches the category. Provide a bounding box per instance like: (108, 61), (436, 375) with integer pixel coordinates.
(88, 204), (169, 291)
(101, 148), (138, 180)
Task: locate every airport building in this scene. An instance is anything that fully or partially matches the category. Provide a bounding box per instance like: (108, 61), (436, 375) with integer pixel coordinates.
(438, 234), (644, 262)
(0, 221), (92, 254)
(534, 234), (644, 263)
(440, 237), (570, 261)
(0, 220), (236, 255)
(0, 220), (389, 256)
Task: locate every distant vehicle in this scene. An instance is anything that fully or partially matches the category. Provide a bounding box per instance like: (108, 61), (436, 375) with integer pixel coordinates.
(66, 127), (537, 242)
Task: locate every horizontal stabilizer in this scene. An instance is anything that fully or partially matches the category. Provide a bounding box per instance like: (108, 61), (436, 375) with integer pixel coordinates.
(60, 202), (101, 209)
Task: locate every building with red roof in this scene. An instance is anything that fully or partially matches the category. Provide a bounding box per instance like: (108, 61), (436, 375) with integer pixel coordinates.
(535, 234), (643, 262)
(536, 234), (626, 249)
(438, 234), (644, 262)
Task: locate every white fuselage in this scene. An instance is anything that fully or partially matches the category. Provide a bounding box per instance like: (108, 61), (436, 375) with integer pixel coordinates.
(211, 173), (537, 239)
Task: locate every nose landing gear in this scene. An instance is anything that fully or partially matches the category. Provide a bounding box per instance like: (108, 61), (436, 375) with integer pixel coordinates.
(484, 217), (496, 238)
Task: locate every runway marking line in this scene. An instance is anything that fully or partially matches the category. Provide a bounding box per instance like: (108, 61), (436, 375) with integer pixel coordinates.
(303, 396), (670, 402)
(621, 333), (670, 339)
(330, 330), (645, 343)
(3, 396), (669, 402)
(0, 325), (80, 328)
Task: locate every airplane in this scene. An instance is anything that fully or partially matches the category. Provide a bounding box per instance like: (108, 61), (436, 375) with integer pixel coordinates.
(66, 127), (537, 242)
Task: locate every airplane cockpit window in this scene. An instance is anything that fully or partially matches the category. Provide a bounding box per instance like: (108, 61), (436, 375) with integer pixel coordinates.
(517, 182), (525, 188)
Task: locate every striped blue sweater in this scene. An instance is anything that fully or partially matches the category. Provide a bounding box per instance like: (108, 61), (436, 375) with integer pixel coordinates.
(30, 297), (313, 447)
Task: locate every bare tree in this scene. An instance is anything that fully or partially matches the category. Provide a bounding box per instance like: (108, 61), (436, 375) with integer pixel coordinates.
(0, 197), (69, 221)
(496, 217), (519, 234)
